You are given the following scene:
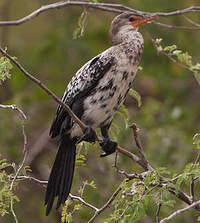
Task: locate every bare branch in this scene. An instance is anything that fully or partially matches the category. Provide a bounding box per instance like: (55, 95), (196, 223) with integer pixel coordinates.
(88, 186), (122, 223)
(130, 123), (154, 171)
(160, 200), (200, 223)
(0, 47), (87, 132)
(0, 1), (199, 28)
(190, 178), (195, 202)
(69, 194), (99, 212)
(0, 103), (27, 223)
(154, 21), (200, 30)
(156, 193), (163, 223)
(16, 175), (48, 185)
(183, 15), (200, 27)
(0, 104), (27, 120)
(14, 175), (99, 212)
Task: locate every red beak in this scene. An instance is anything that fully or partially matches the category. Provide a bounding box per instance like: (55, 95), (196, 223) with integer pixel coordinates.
(131, 16), (158, 27)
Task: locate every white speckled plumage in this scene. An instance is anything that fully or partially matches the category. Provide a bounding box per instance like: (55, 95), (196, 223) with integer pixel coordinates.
(46, 12), (150, 215)
(70, 30), (144, 137)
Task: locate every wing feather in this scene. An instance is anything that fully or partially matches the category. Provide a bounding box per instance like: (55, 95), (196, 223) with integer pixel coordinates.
(50, 55), (115, 138)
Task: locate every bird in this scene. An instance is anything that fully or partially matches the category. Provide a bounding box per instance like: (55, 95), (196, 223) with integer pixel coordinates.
(45, 12), (155, 215)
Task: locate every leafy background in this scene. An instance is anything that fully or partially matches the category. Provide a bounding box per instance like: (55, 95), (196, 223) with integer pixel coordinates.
(0, 0), (200, 222)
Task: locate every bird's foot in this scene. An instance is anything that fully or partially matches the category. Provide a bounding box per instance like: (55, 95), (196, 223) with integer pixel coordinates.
(100, 138), (118, 157)
(77, 126), (97, 144)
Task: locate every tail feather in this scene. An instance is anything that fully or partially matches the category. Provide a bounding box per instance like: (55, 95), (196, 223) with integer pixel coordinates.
(45, 135), (76, 216)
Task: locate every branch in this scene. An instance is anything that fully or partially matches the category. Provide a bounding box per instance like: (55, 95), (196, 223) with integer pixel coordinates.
(0, 1), (200, 28)
(16, 174), (120, 221)
(183, 15), (200, 28)
(0, 104), (26, 120)
(0, 46), (155, 169)
(87, 186), (122, 223)
(154, 21), (200, 30)
(0, 47), (87, 132)
(0, 103), (27, 223)
(69, 194), (99, 212)
(130, 123), (154, 171)
(145, 30), (198, 74)
(156, 193), (163, 223)
(160, 200), (200, 223)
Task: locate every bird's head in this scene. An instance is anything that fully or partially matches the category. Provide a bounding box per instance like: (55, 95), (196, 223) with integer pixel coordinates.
(109, 12), (156, 45)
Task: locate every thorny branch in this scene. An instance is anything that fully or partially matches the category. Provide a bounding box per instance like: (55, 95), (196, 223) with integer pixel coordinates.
(0, 1), (200, 30)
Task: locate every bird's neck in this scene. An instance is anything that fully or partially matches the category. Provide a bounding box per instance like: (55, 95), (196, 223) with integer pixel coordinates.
(110, 26), (143, 46)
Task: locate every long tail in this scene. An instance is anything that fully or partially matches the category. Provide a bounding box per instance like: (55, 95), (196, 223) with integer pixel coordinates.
(45, 135), (76, 216)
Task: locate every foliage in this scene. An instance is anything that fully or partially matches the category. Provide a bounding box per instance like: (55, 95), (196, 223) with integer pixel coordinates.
(155, 38), (200, 85)
(0, 158), (19, 216)
(193, 133), (200, 150)
(0, 56), (13, 84)
(61, 180), (97, 223)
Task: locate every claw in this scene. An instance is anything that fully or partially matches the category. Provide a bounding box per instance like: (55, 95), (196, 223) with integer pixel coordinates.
(100, 138), (117, 157)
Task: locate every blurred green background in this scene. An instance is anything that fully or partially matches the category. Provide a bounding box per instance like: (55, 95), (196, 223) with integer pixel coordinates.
(0, 0), (200, 222)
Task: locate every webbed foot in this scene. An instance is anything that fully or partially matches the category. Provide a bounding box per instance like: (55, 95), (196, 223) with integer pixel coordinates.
(100, 138), (118, 157)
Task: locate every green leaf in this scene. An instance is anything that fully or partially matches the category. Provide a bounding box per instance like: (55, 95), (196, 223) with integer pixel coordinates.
(193, 133), (200, 149)
(164, 45), (177, 53)
(73, 204), (81, 211)
(88, 180), (96, 189)
(129, 88), (142, 107)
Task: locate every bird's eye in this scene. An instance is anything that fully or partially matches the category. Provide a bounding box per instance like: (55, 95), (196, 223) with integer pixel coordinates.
(129, 17), (135, 22)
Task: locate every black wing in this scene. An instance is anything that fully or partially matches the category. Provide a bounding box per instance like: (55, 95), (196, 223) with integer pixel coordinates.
(50, 55), (115, 138)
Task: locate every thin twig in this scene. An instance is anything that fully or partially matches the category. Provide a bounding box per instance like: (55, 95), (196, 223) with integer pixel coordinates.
(156, 193), (163, 223)
(0, 47), (87, 132)
(154, 21), (200, 30)
(189, 150), (200, 202)
(0, 1), (199, 28)
(16, 175), (48, 185)
(0, 104), (27, 223)
(130, 123), (154, 171)
(69, 194), (99, 212)
(190, 178), (195, 202)
(0, 104), (27, 120)
(160, 200), (200, 223)
(88, 186), (122, 223)
(183, 15), (200, 27)
(12, 175), (99, 212)
(145, 30), (196, 74)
